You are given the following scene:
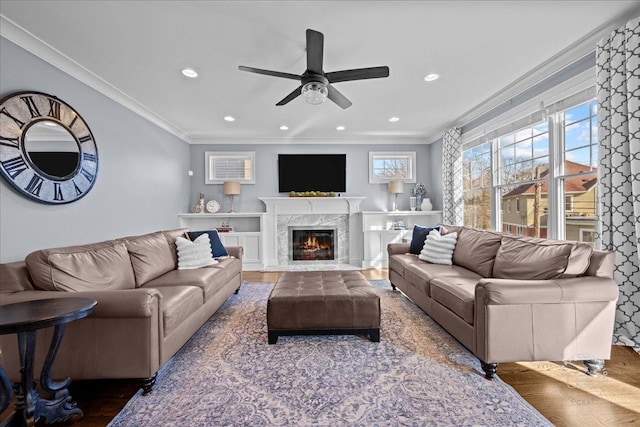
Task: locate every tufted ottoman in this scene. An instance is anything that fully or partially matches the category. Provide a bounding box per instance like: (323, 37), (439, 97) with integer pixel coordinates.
(267, 271), (381, 344)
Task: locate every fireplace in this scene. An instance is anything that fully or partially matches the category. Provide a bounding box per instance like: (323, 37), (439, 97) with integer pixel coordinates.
(289, 227), (337, 261)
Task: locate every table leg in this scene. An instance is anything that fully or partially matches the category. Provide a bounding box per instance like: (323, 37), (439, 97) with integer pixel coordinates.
(14, 330), (38, 427)
(37, 324), (82, 424)
(0, 364), (13, 414)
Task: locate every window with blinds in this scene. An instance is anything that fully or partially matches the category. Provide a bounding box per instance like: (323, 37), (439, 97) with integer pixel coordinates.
(205, 152), (255, 184)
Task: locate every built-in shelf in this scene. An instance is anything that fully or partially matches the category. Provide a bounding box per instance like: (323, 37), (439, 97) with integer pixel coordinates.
(360, 210), (442, 268)
(178, 213), (266, 271)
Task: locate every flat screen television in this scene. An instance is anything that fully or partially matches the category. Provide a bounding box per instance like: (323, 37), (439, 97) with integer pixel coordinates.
(278, 154), (346, 193)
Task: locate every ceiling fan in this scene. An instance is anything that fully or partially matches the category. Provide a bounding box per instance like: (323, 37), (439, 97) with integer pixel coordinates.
(239, 29), (389, 109)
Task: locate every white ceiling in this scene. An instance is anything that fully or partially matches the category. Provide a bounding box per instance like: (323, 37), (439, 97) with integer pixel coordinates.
(1, 1), (639, 144)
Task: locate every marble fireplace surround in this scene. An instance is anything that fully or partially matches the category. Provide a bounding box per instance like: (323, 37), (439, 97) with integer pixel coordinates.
(259, 197), (365, 270)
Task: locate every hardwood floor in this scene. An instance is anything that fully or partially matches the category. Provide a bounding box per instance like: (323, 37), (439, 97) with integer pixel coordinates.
(3, 269), (638, 426)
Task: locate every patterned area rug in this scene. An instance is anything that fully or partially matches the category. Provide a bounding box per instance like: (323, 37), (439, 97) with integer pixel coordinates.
(109, 281), (551, 426)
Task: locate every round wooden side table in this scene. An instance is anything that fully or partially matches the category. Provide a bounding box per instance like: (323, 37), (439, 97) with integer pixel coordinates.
(0, 298), (96, 426)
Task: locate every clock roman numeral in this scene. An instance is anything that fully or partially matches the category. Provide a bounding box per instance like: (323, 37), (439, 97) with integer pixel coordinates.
(73, 180), (83, 196)
(80, 167), (94, 183)
(48, 99), (61, 120)
(20, 96), (41, 118)
(1, 156), (28, 178)
(78, 135), (92, 144)
(68, 115), (78, 129)
(0, 107), (26, 129)
(25, 175), (44, 197)
(53, 182), (64, 201)
(0, 135), (19, 149)
(83, 152), (97, 162)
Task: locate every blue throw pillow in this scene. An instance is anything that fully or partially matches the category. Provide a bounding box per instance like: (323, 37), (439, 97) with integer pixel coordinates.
(187, 230), (229, 258)
(409, 225), (440, 255)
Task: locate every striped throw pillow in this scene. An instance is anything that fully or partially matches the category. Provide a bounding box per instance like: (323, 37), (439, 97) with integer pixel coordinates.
(175, 233), (218, 270)
(418, 229), (458, 265)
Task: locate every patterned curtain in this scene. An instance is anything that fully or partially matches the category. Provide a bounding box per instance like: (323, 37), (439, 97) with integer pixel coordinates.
(596, 16), (640, 352)
(441, 128), (463, 225)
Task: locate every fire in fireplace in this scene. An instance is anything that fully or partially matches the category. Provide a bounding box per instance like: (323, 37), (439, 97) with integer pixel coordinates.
(290, 228), (336, 261)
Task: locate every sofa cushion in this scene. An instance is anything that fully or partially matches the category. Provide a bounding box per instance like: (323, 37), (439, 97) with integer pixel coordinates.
(452, 228), (502, 277)
(440, 224), (464, 235)
(125, 231), (176, 287)
(154, 286), (203, 336)
(0, 262), (35, 293)
(405, 262), (482, 297)
(25, 241), (136, 292)
(493, 236), (572, 280)
(409, 225), (439, 255)
(430, 276), (478, 325)
(176, 234), (218, 269)
(143, 266), (229, 302)
(511, 235), (593, 278)
(389, 253), (422, 277)
(162, 228), (189, 268)
(418, 230), (458, 265)
(187, 230), (229, 258)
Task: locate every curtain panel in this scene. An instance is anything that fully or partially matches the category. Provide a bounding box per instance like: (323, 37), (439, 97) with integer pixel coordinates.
(442, 128), (463, 225)
(596, 16), (640, 352)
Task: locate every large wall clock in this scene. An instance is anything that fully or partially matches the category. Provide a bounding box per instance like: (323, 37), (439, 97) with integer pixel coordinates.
(0, 91), (98, 204)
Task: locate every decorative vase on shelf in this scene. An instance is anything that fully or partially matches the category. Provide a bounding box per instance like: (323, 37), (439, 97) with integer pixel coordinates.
(420, 198), (432, 211)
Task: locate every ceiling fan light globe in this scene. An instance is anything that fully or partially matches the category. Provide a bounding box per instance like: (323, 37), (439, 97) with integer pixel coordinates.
(302, 82), (328, 105)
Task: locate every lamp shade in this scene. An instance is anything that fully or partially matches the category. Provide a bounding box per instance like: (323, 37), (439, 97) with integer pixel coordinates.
(388, 180), (404, 194)
(223, 181), (241, 195)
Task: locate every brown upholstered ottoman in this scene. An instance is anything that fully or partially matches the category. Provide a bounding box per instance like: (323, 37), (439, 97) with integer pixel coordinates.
(267, 271), (381, 344)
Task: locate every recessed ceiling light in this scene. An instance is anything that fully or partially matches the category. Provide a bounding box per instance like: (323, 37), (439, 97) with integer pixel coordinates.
(280, 125), (289, 130)
(336, 126), (345, 131)
(181, 68), (198, 78)
(424, 73), (439, 82)
(389, 117), (400, 122)
(224, 116), (235, 122)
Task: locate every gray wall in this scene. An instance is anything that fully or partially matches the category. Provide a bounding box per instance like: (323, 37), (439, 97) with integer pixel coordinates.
(189, 144), (434, 213)
(0, 38), (191, 262)
(426, 139), (443, 212)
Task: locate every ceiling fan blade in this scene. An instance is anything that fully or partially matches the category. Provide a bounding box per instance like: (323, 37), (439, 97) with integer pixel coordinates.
(276, 86), (303, 106)
(238, 66), (301, 80)
(306, 29), (324, 74)
(327, 85), (352, 109)
(326, 66), (390, 83)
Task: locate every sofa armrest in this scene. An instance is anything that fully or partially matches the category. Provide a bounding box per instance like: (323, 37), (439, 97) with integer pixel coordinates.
(225, 246), (243, 260)
(387, 243), (411, 256)
(476, 277), (619, 305)
(0, 288), (162, 318)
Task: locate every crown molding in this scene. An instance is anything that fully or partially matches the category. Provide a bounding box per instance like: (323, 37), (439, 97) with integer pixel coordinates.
(188, 136), (432, 145)
(0, 14), (193, 144)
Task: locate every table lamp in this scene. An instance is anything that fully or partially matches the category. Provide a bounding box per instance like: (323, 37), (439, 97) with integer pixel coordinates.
(388, 180), (404, 211)
(223, 181), (241, 213)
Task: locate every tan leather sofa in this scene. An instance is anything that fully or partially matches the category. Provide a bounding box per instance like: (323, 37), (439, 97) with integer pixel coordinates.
(0, 229), (242, 393)
(388, 225), (619, 378)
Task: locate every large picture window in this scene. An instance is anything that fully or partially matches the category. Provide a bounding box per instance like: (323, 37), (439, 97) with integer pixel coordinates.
(461, 94), (598, 244)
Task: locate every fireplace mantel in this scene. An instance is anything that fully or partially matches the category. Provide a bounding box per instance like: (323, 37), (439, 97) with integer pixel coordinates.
(259, 197), (365, 215)
(259, 197), (366, 268)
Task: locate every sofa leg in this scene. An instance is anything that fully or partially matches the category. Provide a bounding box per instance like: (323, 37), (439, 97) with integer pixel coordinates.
(234, 286), (240, 294)
(141, 373), (157, 395)
(390, 283), (396, 291)
(481, 362), (498, 379)
(584, 359), (605, 376)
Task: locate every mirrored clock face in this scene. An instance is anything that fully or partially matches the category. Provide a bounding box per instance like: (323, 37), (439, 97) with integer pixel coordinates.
(0, 91), (98, 204)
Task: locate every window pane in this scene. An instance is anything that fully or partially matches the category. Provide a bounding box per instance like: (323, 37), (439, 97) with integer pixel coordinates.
(565, 103), (590, 125)
(566, 147), (594, 169)
(565, 119), (590, 150)
(515, 140), (532, 161)
(533, 122), (549, 136)
(463, 189), (491, 229)
(533, 134), (549, 158)
(564, 175), (597, 246)
(501, 185), (548, 238)
(515, 128), (532, 142)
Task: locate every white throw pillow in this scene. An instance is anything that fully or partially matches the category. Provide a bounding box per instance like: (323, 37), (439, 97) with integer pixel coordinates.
(418, 230), (458, 265)
(175, 234), (218, 270)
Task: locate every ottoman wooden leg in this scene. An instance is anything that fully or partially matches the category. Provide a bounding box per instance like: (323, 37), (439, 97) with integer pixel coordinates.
(268, 331), (278, 345)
